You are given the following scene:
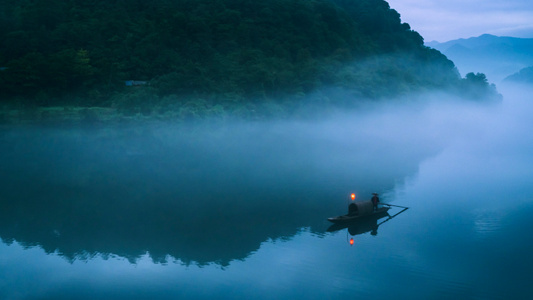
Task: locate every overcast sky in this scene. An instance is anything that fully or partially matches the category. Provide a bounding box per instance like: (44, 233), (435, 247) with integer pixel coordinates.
(386, 0), (533, 42)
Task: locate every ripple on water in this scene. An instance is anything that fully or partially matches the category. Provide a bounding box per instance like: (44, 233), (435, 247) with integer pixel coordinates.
(472, 208), (506, 239)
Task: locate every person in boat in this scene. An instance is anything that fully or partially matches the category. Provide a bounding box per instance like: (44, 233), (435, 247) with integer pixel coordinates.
(371, 193), (379, 211)
(348, 202), (357, 216)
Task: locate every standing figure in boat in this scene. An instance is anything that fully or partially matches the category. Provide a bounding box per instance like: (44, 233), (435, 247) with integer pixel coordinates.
(371, 193), (380, 211)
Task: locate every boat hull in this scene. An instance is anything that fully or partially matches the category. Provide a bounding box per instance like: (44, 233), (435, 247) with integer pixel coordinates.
(327, 207), (390, 224)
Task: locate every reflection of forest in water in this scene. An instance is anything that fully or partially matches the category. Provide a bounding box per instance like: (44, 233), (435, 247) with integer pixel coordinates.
(0, 122), (434, 265)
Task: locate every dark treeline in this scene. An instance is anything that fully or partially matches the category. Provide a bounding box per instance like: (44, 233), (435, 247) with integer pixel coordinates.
(0, 0), (499, 118)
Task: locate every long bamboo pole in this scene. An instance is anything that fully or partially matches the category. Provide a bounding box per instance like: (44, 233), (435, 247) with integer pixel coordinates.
(380, 203), (409, 209)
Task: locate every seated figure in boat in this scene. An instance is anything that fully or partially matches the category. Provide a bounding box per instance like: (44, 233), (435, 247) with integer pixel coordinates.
(348, 202), (358, 216)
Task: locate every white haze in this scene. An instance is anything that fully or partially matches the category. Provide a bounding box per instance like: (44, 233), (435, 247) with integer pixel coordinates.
(126, 82), (533, 209)
(7, 84), (529, 206)
(390, 83), (533, 206)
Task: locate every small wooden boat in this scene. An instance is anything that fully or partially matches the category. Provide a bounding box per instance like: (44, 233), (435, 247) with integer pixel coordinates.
(327, 209), (389, 233)
(328, 206), (390, 223)
(328, 200), (390, 224)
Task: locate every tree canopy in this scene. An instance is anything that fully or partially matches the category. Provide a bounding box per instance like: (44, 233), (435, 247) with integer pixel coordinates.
(0, 0), (499, 114)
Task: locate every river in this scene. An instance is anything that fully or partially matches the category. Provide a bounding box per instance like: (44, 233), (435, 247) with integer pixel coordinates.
(1, 85), (532, 299)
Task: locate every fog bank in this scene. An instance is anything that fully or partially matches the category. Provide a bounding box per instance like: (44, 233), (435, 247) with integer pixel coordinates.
(1, 85), (531, 264)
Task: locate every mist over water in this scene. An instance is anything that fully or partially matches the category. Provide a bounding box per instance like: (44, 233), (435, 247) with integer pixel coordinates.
(1, 85), (533, 299)
(0, 100), (439, 263)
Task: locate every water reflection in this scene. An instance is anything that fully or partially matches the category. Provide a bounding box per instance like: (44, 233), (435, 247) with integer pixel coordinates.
(0, 120), (432, 265)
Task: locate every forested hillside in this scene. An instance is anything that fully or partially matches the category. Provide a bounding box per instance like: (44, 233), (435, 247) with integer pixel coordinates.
(0, 0), (499, 118)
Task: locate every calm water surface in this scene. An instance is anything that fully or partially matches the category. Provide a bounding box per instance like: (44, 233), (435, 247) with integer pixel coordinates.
(1, 87), (532, 299)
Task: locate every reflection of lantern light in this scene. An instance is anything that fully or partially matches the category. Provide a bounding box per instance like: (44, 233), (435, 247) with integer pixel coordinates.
(350, 238), (354, 245)
(351, 193), (356, 200)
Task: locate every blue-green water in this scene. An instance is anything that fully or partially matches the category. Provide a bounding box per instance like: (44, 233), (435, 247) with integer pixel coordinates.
(1, 87), (532, 299)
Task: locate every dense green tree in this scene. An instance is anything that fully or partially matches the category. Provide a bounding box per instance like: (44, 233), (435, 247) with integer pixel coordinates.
(461, 72), (499, 99)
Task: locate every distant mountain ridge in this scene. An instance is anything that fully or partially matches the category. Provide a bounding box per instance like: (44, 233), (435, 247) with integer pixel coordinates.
(504, 66), (533, 84)
(426, 34), (533, 51)
(426, 34), (533, 83)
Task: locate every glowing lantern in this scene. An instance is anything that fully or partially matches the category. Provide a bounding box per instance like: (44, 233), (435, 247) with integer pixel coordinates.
(349, 238), (354, 246)
(351, 193), (356, 200)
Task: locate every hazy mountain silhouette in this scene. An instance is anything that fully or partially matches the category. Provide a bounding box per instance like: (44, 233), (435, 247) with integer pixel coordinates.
(504, 66), (533, 84)
(427, 34), (533, 83)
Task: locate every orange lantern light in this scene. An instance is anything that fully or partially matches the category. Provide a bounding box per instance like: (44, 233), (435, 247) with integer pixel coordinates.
(351, 193), (356, 200)
(349, 238), (354, 246)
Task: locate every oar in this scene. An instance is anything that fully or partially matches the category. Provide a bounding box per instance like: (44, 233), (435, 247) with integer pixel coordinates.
(380, 203), (409, 209)
(376, 207), (409, 227)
